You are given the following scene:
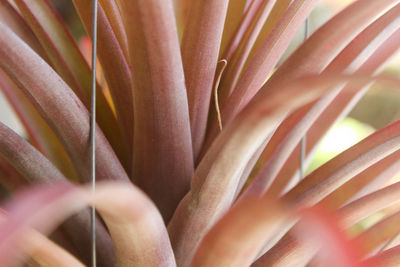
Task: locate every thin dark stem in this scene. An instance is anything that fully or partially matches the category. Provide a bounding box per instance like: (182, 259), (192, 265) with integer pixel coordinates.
(90, 0), (98, 266)
(300, 17), (310, 179)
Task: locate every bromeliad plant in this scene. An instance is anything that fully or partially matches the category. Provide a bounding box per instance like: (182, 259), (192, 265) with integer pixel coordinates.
(1, 0), (400, 266)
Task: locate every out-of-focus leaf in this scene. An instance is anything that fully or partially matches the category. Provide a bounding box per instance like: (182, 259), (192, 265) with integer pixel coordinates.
(321, 150), (400, 209)
(255, 167), (400, 266)
(192, 196), (287, 267)
(283, 120), (400, 209)
(255, 174), (400, 265)
(352, 209), (400, 257)
(72, 0), (134, 171)
(0, 23), (130, 184)
(242, 6), (400, 198)
(362, 245), (400, 266)
(219, 0), (400, 136)
(13, 0), (127, 165)
(266, 25), (400, 197)
(0, 182), (176, 267)
(169, 74), (395, 266)
(295, 207), (363, 267)
(0, 210), (84, 267)
(252, 228), (314, 266)
(29, 230), (84, 267)
(181, 0), (229, 158)
(119, 0), (194, 221)
(0, 121), (115, 266)
(337, 182), (400, 228)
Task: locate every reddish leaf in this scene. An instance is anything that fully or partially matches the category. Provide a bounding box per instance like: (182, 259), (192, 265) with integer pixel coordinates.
(99, 0), (129, 60)
(215, 0), (399, 144)
(243, 8), (400, 198)
(352, 209), (400, 257)
(362, 245), (400, 266)
(267, 25), (400, 197)
(0, 157), (26, 192)
(295, 207), (363, 267)
(219, 0), (248, 57)
(255, 166), (400, 266)
(0, 23), (130, 184)
(0, 122), (115, 266)
(0, 1), (48, 62)
(337, 182), (400, 228)
(169, 74), (395, 266)
(282, 119), (400, 210)
(192, 196), (288, 267)
(320, 150), (400, 209)
(0, 211), (85, 267)
(218, 0), (276, 105)
(0, 182), (175, 266)
(221, 0), (269, 62)
(0, 70), (77, 180)
(118, 0), (194, 221)
(13, 0), (127, 166)
(181, 0), (229, 158)
(245, 0), (291, 66)
(72, 0), (134, 171)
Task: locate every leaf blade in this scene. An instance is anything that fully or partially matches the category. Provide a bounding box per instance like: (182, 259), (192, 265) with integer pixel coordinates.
(119, 0), (194, 221)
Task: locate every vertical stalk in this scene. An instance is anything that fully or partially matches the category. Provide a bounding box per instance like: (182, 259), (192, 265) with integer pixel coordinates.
(90, 0), (98, 266)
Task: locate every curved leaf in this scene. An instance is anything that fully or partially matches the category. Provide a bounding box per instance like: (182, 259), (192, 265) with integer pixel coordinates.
(0, 1), (48, 62)
(267, 24), (400, 196)
(352, 209), (400, 257)
(0, 22), (130, 184)
(0, 211), (84, 267)
(169, 74), (397, 266)
(13, 0), (126, 165)
(219, 0), (400, 137)
(0, 70), (77, 180)
(0, 182), (176, 267)
(192, 196), (287, 267)
(283, 119), (400, 210)
(255, 164), (400, 266)
(362, 245), (400, 266)
(0, 121), (115, 266)
(321, 150), (400, 209)
(243, 6), (400, 198)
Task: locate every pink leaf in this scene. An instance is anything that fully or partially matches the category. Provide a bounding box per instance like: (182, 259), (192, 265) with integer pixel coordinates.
(119, 0), (194, 221)
(0, 182), (175, 266)
(181, 0), (229, 158)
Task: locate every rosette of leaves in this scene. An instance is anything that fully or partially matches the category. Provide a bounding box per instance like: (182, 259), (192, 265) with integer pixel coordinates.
(1, 0), (400, 266)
